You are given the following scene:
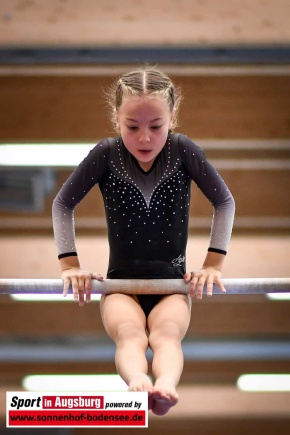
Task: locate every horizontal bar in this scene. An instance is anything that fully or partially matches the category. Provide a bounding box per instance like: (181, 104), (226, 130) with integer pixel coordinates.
(0, 278), (289, 296)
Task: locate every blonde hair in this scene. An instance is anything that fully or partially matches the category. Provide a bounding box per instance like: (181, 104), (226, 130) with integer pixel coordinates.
(107, 66), (182, 131)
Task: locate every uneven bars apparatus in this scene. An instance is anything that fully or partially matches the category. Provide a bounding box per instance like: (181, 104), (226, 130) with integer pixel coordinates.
(0, 278), (289, 295)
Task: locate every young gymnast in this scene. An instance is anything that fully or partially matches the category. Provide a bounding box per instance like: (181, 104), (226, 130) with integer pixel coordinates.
(52, 66), (235, 416)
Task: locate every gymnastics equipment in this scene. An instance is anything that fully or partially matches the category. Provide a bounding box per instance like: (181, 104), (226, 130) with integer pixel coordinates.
(0, 278), (289, 295)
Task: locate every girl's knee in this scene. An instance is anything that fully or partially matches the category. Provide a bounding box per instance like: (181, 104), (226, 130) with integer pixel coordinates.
(115, 322), (148, 348)
(148, 322), (182, 348)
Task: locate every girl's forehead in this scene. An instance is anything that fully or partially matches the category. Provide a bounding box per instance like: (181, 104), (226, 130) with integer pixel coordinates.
(118, 94), (170, 114)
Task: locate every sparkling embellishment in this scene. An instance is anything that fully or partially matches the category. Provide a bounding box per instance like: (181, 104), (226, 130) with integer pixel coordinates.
(54, 135), (233, 264)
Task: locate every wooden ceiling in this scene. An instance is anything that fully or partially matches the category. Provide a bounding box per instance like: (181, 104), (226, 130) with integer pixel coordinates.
(0, 0), (289, 46)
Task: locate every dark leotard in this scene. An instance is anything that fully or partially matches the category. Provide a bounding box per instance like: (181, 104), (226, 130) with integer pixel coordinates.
(53, 133), (235, 315)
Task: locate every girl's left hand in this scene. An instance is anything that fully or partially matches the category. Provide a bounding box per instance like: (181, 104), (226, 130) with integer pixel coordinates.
(183, 268), (226, 299)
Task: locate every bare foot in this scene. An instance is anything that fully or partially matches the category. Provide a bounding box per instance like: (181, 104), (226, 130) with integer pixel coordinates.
(151, 378), (178, 416)
(128, 374), (154, 410)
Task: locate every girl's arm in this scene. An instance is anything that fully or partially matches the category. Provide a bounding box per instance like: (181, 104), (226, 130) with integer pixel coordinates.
(179, 135), (235, 298)
(52, 141), (109, 306)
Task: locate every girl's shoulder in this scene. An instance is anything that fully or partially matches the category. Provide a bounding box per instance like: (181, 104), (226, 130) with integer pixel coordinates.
(170, 132), (204, 157)
(86, 136), (120, 159)
(92, 136), (118, 151)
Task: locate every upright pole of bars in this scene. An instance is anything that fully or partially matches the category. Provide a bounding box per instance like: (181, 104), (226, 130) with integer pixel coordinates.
(0, 278), (289, 295)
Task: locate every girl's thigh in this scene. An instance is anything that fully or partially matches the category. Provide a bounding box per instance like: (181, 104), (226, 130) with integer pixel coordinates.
(147, 294), (192, 339)
(100, 293), (147, 341)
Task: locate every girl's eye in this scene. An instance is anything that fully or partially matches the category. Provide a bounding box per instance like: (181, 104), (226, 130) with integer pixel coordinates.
(127, 126), (138, 131)
(151, 125), (162, 130)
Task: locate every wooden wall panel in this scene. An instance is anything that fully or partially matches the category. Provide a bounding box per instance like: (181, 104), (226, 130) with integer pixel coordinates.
(0, 74), (290, 141)
(1, 297), (289, 337)
(0, 70), (289, 233)
(0, 76), (114, 141)
(1, 360), (290, 386)
(74, 419), (290, 435)
(179, 75), (290, 139)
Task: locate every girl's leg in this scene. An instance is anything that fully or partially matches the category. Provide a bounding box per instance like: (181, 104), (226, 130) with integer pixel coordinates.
(100, 293), (153, 396)
(147, 294), (192, 416)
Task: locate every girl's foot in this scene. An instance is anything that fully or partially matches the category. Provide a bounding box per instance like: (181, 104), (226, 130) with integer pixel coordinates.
(151, 378), (178, 416)
(128, 374), (154, 410)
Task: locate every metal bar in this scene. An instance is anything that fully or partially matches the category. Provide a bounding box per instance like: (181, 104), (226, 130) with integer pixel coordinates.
(0, 278), (289, 295)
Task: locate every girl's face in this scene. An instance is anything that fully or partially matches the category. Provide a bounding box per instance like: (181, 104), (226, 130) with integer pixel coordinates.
(116, 94), (174, 172)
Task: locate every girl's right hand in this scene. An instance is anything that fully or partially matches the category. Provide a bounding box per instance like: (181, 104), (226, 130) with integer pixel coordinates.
(61, 268), (104, 307)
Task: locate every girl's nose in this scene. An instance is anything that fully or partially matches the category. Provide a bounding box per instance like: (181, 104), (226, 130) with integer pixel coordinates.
(138, 130), (150, 143)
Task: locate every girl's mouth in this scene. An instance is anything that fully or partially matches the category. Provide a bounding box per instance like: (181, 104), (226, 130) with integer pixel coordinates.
(138, 149), (152, 156)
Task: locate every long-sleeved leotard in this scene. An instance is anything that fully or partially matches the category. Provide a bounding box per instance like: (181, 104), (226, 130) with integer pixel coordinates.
(52, 133), (235, 280)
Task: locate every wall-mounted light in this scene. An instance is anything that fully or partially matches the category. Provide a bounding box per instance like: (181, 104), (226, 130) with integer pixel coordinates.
(237, 374), (290, 392)
(22, 374), (128, 392)
(0, 144), (94, 167)
(266, 293), (290, 301)
(11, 294), (101, 302)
